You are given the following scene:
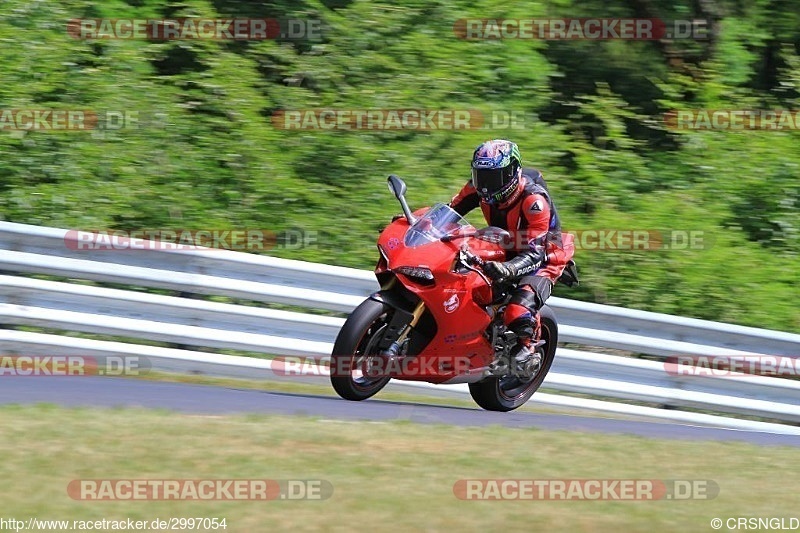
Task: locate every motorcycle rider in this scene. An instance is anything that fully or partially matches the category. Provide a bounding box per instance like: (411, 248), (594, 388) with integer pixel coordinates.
(449, 139), (575, 375)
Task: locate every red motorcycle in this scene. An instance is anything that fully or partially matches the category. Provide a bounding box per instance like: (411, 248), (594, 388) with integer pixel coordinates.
(330, 175), (559, 411)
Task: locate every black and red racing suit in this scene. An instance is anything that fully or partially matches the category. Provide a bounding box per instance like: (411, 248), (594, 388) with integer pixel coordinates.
(449, 168), (575, 337)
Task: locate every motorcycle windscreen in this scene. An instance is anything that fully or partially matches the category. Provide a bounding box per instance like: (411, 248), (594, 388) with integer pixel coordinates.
(404, 203), (469, 247)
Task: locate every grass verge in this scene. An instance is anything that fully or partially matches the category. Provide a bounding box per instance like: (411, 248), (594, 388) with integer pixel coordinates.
(0, 404), (796, 532)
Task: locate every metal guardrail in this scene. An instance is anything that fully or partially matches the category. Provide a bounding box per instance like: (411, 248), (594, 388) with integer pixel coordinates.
(1, 221), (800, 432)
(2, 221), (797, 354)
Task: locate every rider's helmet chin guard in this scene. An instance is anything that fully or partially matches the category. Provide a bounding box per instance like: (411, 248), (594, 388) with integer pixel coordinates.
(471, 139), (522, 205)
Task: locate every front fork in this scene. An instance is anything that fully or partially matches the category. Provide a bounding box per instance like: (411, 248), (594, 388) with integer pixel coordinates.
(368, 289), (426, 358)
(380, 301), (425, 358)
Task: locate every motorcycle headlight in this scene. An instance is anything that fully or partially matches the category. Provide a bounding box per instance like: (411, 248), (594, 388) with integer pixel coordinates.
(395, 266), (435, 285)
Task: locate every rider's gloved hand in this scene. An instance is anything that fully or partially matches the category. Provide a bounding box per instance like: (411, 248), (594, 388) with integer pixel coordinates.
(484, 261), (516, 282)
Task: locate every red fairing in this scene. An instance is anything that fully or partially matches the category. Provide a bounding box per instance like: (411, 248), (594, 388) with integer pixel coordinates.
(375, 208), (505, 383)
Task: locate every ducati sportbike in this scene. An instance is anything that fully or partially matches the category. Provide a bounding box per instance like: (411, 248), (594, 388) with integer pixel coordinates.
(330, 175), (561, 411)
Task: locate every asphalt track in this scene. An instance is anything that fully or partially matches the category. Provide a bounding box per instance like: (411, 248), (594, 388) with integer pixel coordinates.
(2, 376), (799, 447)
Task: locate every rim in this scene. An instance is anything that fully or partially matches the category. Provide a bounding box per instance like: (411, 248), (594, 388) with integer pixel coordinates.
(349, 321), (392, 391)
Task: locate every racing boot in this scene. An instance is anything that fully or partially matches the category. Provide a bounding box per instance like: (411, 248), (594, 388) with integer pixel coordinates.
(508, 313), (542, 379)
(509, 337), (541, 379)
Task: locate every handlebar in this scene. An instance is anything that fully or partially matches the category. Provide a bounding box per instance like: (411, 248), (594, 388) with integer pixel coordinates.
(440, 232), (475, 243)
(461, 247), (485, 268)
(459, 246), (492, 288)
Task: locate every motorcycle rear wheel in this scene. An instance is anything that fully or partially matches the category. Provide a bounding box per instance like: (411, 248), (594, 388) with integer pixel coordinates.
(468, 305), (558, 412)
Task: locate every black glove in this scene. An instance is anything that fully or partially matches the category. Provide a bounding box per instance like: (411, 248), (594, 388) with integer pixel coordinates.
(484, 251), (546, 282)
(484, 261), (515, 282)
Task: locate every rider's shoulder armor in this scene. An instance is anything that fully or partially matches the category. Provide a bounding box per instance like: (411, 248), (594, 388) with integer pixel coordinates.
(520, 167), (562, 234)
(520, 168), (550, 200)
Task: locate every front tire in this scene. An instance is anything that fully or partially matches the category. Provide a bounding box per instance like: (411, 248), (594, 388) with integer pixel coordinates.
(330, 298), (393, 401)
(468, 305), (558, 412)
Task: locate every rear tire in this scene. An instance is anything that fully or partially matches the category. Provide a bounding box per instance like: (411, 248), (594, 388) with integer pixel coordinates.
(468, 305), (558, 412)
(330, 298), (393, 401)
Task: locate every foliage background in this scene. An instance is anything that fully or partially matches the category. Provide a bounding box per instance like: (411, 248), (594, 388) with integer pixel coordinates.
(0, 0), (797, 332)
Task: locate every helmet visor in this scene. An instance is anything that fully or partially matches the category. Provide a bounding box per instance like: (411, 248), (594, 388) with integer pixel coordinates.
(471, 165), (515, 197)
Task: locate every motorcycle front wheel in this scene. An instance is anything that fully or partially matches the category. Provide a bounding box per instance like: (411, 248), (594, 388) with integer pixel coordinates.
(330, 298), (394, 401)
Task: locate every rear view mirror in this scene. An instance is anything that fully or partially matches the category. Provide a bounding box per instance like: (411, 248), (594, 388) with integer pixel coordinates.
(386, 174), (416, 225)
(474, 226), (512, 245)
(387, 174), (407, 198)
